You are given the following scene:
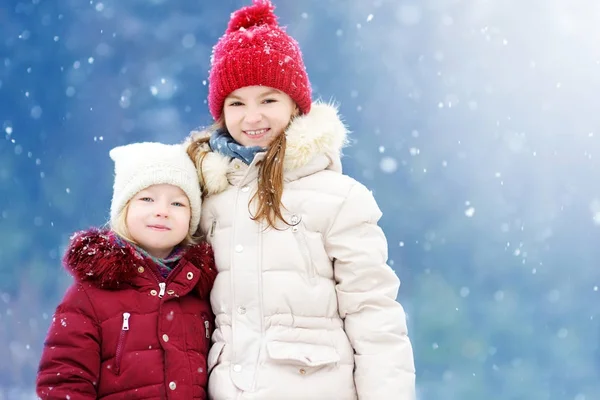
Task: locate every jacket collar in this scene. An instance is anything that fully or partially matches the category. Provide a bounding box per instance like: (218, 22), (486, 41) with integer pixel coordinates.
(190, 101), (349, 195)
(63, 228), (216, 297)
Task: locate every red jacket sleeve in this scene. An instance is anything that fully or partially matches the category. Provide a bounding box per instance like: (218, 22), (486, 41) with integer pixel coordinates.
(36, 283), (101, 399)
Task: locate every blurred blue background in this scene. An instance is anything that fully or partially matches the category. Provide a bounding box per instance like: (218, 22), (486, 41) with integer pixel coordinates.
(2, 0), (600, 398)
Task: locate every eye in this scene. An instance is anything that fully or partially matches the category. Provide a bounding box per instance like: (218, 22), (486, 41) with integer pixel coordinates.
(263, 98), (277, 104)
(139, 197), (153, 202)
(228, 101), (243, 107)
(172, 201), (186, 207)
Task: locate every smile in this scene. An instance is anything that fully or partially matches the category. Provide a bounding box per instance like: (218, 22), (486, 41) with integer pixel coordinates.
(244, 128), (270, 136)
(148, 225), (170, 231)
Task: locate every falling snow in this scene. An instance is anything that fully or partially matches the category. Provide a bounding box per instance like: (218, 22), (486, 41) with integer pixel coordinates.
(3, 1), (600, 398)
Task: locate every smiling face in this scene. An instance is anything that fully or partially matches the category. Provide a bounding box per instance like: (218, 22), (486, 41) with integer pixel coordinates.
(125, 184), (191, 259)
(223, 85), (298, 148)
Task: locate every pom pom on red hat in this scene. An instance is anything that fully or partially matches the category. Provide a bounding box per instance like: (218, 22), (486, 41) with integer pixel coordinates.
(226, 0), (277, 33)
(208, 0), (312, 121)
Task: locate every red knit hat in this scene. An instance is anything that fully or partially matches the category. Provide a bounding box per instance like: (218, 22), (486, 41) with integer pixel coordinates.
(208, 0), (312, 120)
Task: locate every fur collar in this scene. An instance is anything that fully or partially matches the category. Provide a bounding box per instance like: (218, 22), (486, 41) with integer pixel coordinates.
(188, 101), (349, 195)
(63, 227), (216, 296)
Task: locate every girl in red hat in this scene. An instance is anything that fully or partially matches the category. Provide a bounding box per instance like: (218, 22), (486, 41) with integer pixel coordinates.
(187, 1), (416, 399)
(36, 143), (217, 399)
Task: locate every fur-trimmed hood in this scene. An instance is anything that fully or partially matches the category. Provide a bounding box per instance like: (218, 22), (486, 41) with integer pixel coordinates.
(187, 101), (349, 195)
(63, 228), (216, 297)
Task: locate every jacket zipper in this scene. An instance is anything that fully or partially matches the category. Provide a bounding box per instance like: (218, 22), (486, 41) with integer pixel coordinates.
(114, 312), (130, 375)
(145, 262), (177, 298)
(210, 219), (217, 237)
(291, 217), (316, 283)
(201, 314), (210, 339)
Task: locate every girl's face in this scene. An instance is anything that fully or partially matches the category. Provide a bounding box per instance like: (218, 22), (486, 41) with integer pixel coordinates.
(126, 184), (191, 258)
(223, 85), (298, 148)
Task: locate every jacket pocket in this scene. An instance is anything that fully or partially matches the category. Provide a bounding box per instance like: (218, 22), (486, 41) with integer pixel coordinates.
(114, 312), (130, 376)
(266, 341), (340, 371)
(207, 341), (225, 375)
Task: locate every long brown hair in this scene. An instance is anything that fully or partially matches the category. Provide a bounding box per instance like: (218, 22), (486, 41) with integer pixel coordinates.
(250, 132), (288, 229)
(186, 124), (214, 199)
(186, 119), (290, 230)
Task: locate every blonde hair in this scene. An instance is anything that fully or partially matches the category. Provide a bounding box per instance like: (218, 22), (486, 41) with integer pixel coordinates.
(187, 113), (296, 230)
(109, 199), (199, 247)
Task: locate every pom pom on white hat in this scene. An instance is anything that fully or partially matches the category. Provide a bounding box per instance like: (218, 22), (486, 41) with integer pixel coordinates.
(109, 142), (201, 235)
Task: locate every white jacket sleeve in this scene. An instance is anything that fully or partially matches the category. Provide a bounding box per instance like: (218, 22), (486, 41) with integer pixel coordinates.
(325, 182), (416, 400)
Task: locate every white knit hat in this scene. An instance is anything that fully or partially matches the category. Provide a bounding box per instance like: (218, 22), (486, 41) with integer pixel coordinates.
(109, 142), (201, 235)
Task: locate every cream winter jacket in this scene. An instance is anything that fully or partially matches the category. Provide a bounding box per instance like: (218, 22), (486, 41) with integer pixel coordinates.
(192, 102), (415, 400)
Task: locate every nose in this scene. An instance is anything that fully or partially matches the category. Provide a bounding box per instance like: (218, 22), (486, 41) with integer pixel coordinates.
(244, 106), (263, 124)
(154, 202), (169, 218)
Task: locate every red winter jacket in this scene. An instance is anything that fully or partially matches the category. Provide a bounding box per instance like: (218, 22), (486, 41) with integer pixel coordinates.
(36, 228), (217, 400)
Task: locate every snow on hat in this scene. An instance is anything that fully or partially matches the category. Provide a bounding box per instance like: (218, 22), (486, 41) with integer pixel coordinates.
(109, 142), (202, 235)
(208, 0), (312, 120)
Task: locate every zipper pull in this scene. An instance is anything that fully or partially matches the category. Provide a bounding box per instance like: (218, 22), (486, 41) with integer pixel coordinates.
(158, 282), (166, 298)
(122, 312), (130, 331)
(210, 220), (217, 237)
(204, 320), (210, 338)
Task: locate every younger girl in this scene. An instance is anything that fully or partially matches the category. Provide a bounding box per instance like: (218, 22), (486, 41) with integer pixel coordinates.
(36, 142), (217, 400)
(186, 1), (416, 399)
